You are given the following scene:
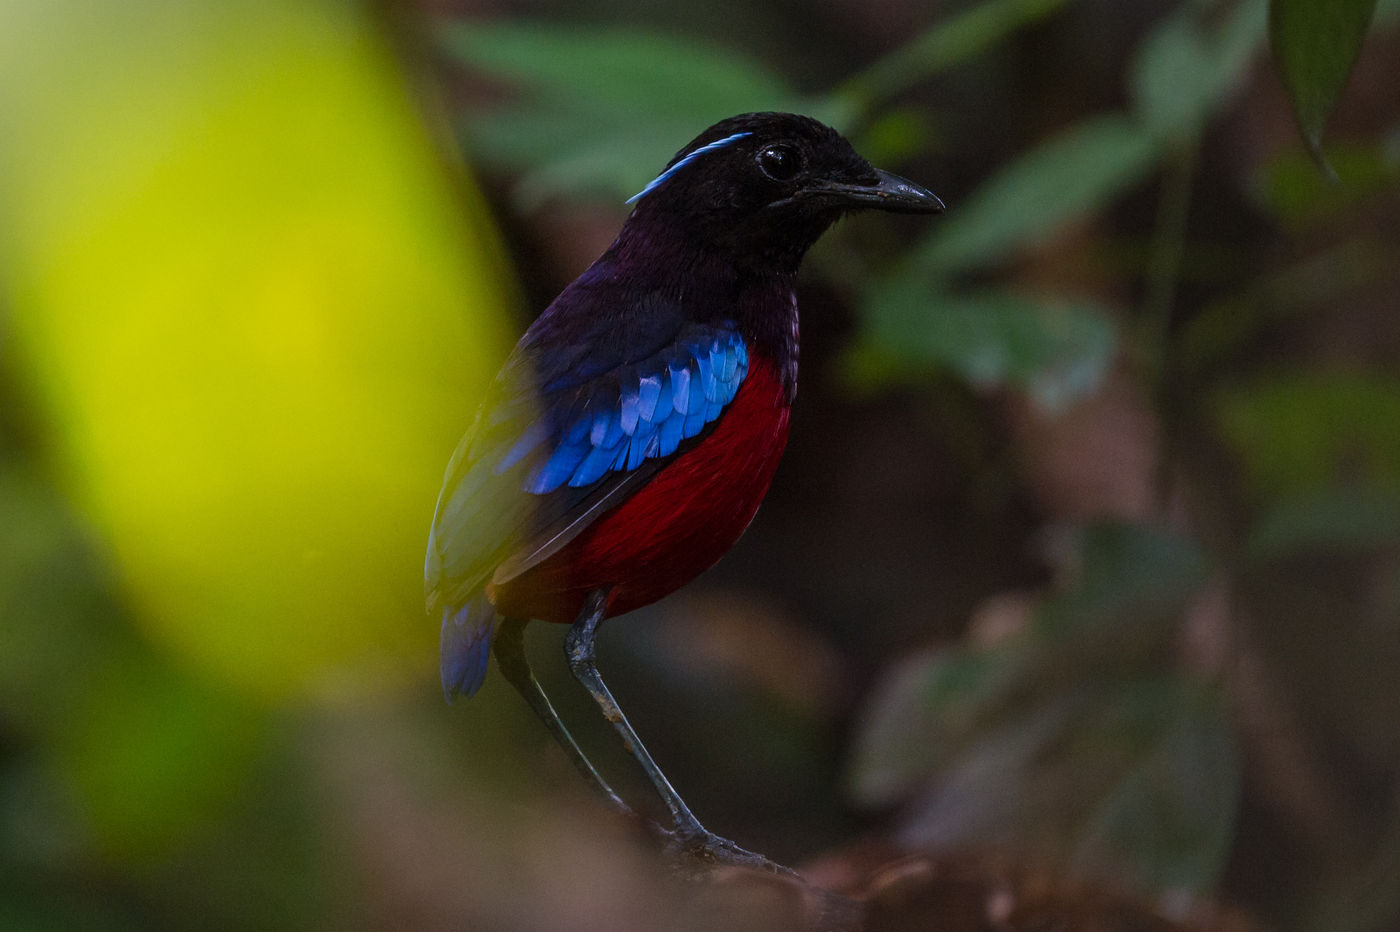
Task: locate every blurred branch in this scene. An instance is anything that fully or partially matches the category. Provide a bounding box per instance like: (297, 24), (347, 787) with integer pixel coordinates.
(1139, 140), (1198, 510)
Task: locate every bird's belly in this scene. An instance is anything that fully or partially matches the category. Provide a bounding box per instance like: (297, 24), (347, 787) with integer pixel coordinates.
(490, 359), (790, 623)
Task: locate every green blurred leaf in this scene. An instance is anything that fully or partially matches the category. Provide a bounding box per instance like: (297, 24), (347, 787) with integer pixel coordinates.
(439, 22), (807, 203)
(1247, 488), (1400, 560)
(1270, 0), (1380, 155)
(858, 666), (1238, 895)
(1177, 241), (1395, 373)
(910, 115), (1159, 275)
(1253, 141), (1400, 227)
(849, 108), (940, 168)
(441, 22), (794, 118)
(855, 282), (1117, 409)
(1069, 681), (1238, 892)
(0, 463), (137, 733)
(509, 126), (685, 209)
(2, 1), (512, 698)
(1214, 371), (1400, 500)
(837, 0), (1072, 109)
(1041, 522), (1209, 637)
(885, 688), (1085, 848)
(55, 665), (263, 859)
(0, 890), (140, 932)
(1130, 0), (1266, 140)
(850, 522), (1219, 884)
(850, 648), (1033, 806)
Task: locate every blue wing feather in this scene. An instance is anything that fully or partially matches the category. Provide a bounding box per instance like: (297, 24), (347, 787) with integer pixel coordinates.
(494, 421), (549, 475)
(441, 592), (495, 700)
(627, 424), (660, 470)
(669, 358), (691, 414)
(721, 343), (740, 381)
(683, 407), (707, 438)
(684, 361), (706, 415)
(619, 393), (641, 435)
(569, 439), (623, 488)
(563, 413), (591, 445)
(637, 373), (663, 420)
(659, 411), (684, 457)
(652, 377), (673, 423)
(695, 351), (713, 398)
(501, 323), (749, 496)
(524, 440), (588, 494)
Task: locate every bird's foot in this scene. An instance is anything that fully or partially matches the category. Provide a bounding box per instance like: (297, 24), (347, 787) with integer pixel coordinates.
(665, 827), (800, 879)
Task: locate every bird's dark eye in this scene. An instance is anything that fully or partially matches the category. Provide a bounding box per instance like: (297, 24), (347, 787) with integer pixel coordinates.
(756, 144), (803, 182)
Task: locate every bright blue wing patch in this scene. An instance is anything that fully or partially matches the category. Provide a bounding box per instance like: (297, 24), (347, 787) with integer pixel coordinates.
(425, 320), (751, 669)
(508, 324), (749, 495)
(626, 132), (753, 205)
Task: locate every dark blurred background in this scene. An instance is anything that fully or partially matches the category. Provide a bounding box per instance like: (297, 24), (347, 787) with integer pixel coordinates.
(2, 0), (1398, 929)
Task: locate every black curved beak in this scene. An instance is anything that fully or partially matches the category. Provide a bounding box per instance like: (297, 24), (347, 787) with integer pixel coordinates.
(798, 168), (946, 214)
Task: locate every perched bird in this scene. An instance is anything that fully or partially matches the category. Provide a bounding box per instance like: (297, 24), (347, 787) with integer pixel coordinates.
(426, 112), (942, 871)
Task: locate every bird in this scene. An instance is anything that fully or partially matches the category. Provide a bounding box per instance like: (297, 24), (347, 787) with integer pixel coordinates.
(425, 111), (943, 872)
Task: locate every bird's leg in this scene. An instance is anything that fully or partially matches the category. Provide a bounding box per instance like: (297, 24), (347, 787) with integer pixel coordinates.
(564, 589), (797, 876)
(492, 617), (638, 819)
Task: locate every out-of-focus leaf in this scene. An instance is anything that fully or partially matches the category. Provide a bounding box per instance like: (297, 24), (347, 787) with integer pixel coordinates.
(887, 690), (1084, 849)
(854, 282), (1117, 409)
(1270, 0), (1379, 155)
(1041, 522), (1208, 637)
(1130, 0), (1266, 140)
(1177, 241), (1394, 373)
(0, 463), (133, 732)
(1253, 141), (1400, 227)
(1069, 681), (1238, 892)
(1247, 488), (1400, 561)
(54, 665), (263, 858)
(0, 892), (139, 932)
(836, 0), (1072, 109)
(439, 22), (807, 203)
(850, 522), (1221, 894)
(1, 1), (513, 698)
(1214, 371), (1400, 500)
(459, 108), (627, 169)
(1302, 802), (1400, 932)
(441, 22), (794, 119)
(510, 127), (684, 209)
(903, 0), (1260, 279)
(849, 108), (940, 168)
(909, 115), (1159, 275)
(849, 648), (1033, 806)
(869, 669), (1237, 895)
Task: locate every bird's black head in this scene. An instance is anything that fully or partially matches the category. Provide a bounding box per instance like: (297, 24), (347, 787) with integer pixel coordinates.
(622, 112), (943, 273)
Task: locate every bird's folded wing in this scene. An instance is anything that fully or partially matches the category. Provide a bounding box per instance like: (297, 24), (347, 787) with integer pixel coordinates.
(425, 321), (750, 610)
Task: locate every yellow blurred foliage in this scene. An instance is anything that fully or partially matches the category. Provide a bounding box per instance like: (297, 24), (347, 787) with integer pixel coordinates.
(0, 1), (513, 699)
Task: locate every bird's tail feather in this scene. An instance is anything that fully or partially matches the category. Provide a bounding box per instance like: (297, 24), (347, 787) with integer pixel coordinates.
(441, 594), (496, 701)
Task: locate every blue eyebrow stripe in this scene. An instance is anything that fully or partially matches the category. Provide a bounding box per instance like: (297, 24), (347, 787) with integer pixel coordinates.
(626, 131), (753, 204)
